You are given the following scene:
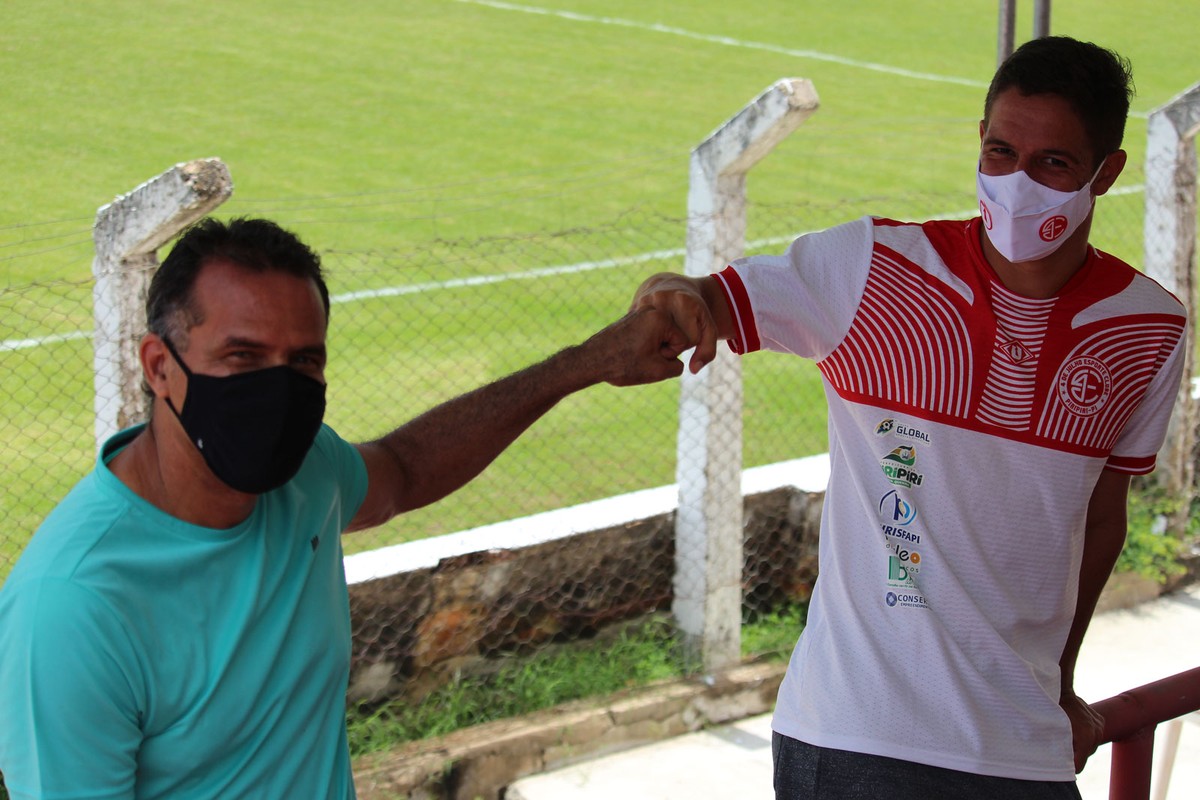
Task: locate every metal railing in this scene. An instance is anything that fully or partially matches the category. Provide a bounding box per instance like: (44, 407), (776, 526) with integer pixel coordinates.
(1094, 666), (1200, 799)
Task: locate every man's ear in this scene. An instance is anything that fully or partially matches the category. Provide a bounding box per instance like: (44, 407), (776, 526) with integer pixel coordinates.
(1093, 149), (1127, 196)
(141, 333), (172, 399)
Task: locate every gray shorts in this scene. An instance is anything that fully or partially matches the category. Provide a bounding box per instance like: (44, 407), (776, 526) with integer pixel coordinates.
(772, 732), (1083, 800)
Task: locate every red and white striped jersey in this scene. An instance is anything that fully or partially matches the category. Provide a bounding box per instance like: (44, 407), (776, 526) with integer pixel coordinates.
(715, 216), (1186, 780)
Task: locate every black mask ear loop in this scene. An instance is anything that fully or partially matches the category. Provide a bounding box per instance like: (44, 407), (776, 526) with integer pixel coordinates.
(159, 336), (194, 420)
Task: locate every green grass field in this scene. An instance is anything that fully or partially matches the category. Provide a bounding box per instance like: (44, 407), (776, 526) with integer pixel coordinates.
(2, 0), (1197, 577)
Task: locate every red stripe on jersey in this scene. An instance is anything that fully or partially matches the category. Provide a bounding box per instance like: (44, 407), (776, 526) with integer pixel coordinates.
(816, 220), (1186, 460)
(1106, 453), (1158, 475)
(819, 246), (974, 419)
(715, 266), (759, 354)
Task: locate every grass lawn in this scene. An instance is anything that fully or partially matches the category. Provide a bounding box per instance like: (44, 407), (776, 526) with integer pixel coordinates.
(2, 1), (1196, 578)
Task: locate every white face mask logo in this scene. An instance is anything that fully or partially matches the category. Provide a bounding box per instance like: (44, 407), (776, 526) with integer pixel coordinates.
(976, 160), (1103, 263)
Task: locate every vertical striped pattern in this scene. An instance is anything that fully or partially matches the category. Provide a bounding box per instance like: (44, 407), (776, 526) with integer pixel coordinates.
(1038, 321), (1182, 449)
(819, 249), (972, 418)
(976, 286), (1055, 431)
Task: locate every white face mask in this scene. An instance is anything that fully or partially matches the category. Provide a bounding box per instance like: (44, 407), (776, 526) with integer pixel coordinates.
(976, 160), (1103, 263)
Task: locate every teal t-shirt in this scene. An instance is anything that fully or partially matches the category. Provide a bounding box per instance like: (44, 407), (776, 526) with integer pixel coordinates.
(0, 424), (368, 799)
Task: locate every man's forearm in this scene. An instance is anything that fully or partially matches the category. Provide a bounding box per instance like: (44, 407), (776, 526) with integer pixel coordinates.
(1060, 470), (1131, 690)
(348, 307), (691, 530)
(370, 344), (596, 515)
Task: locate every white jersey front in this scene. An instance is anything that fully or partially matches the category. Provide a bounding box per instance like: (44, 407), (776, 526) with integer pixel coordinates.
(715, 216), (1186, 780)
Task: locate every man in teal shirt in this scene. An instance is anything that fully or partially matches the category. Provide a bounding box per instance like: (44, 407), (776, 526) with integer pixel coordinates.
(0, 217), (692, 798)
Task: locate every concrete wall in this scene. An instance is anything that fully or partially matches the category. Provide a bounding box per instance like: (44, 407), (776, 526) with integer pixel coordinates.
(345, 481), (826, 706)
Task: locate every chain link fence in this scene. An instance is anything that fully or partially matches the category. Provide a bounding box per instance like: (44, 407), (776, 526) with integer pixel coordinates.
(0, 183), (1169, 563)
(2, 150), (1196, 753)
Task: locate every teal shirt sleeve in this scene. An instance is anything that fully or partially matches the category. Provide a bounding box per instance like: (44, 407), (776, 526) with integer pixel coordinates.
(311, 424), (369, 531)
(0, 578), (144, 799)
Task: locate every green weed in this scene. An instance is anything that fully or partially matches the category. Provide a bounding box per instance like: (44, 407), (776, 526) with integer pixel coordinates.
(1119, 480), (1196, 584)
(346, 616), (684, 755)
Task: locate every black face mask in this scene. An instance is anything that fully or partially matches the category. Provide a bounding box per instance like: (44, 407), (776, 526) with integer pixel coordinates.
(162, 337), (327, 494)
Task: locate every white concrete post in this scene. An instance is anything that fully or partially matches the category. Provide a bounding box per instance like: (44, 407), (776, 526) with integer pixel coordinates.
(996, 0), (1016, 66)
(92, 158), (233, 450)
(1144, 82), (1200, 523)
(676, 79), (819, 672)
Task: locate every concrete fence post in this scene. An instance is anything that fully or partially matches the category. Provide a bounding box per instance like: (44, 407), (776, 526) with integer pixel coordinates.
(676, 79), (819, 672)
(1143, 83), (1200, 525)
(91, 158), (233, 450)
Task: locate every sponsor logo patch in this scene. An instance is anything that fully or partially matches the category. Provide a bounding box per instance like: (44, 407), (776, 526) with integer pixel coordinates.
(881, 445), (924, 488)
(874, 418), (930, 443)
(885, 591), (928, 609)
(879, 489), (917, 527)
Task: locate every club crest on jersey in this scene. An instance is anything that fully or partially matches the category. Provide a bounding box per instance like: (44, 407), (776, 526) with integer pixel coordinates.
(1057, 356), (1112, 417)
(880, 445), (924, 488)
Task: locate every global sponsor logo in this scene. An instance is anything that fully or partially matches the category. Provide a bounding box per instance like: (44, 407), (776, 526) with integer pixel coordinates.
(881, 445), (924, 488)
(878, 489), (917, 526)
(1057, 356), (1112, 417)
(894, 424), (931, 443)
(885, 591), (928, 609)
(874, 418), (930, 443)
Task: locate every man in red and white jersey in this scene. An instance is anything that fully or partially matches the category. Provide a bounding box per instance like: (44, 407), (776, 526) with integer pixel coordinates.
(633, 36), (1187, 799)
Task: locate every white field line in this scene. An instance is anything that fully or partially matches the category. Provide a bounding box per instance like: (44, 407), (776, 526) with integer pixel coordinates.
(452, 0), (988, 89)
(0, 187), (1147, 353)
(450, 0), (1153, 120)
(0, 330), (93, 353)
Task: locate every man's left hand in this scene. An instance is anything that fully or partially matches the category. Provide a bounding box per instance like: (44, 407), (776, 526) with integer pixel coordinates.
(1061, 690), (1105, 773)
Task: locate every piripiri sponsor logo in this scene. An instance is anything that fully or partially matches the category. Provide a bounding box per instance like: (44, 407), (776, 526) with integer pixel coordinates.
(881, 445), (924, 488)
(875, 418), (895, 436)
(1057, 356), (1112, 417)
(885, 591), (928, 609)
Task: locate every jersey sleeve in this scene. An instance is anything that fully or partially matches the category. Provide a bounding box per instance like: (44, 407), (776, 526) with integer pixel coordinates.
(0, 579), (143, 799)
(1106, 326), (1189, 474)
(714, 216), (875, 360)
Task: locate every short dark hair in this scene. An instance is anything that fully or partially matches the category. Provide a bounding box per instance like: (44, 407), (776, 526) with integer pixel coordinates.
(984, 36), (1134, 166)
(146, 217), (330, 346)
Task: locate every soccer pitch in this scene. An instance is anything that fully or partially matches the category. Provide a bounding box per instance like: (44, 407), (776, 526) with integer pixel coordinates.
(1, 0), (1196, 572)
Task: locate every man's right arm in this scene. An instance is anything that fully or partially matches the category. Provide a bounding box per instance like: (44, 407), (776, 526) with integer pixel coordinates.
(347, 304), (698, 531)
(629, 272), (735, 374)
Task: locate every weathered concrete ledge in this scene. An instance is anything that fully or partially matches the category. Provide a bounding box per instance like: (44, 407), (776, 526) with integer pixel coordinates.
(344, 458), (829, 705)
(351, 660), (787, 800)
